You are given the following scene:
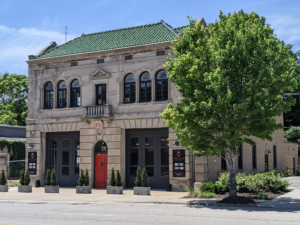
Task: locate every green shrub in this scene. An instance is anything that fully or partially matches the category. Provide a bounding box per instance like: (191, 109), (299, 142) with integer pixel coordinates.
(116, 170), (123, 186)
(186, 186), (197, 196)
(215, 173), (230, 191)
(24, 170), (30, 185)
(84, 168), (89, 186)
(50, 169), (57, 186)
(0, 169), (7, 185)
(200, 182), (215, 193)
(77, 169), (84, 186)
(134, 167), (141, 187)
(259, 191), (268, 199)
(284, 170), (291, 177)
(141, 167), (149, 187)
(215, 184), (227, 194)
(45, 169), (51, 185)
(19, 170), (25, 185)
(198, 192), (214, 198)
(284, 127), (300, 141)
(296, 169), (300, 176)
(109, 168), (116, 186)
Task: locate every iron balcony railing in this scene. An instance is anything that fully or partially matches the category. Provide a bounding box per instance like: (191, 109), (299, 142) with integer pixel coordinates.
(84, 104), (112, 118)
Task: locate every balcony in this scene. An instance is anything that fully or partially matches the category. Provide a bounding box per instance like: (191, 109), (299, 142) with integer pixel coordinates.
(83, 104), (112, 118)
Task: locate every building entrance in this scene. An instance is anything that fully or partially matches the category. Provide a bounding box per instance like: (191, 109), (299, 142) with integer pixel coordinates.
(94, 140), (108, 188)
(126, 128), (169, 189)
(46, 132), (80, 187)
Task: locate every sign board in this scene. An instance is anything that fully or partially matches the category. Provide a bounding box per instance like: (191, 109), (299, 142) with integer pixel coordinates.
(28, 152), (37, 175)
(173, 150), (185, 177)
(95, 120), (103, 135)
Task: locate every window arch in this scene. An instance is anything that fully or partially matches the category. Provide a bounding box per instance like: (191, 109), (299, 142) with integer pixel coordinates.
(140, 72), (151, 102)
(156, 70), (168, 101)
(94, 140), (108, 153)
(70, 79), (80, 107)
(124, 73), (136, 103)
(44, 82), (54, 109)
(57, 80), (67, 108)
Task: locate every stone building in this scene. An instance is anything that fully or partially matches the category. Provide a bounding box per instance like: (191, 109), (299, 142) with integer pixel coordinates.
(26, 19), (298, 190)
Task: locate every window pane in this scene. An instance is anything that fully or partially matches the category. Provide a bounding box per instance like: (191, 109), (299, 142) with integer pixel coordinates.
(162, 80), (168, 100)
(141, 72), (151, 81)
(45, 82), (53, 90)
(130, 167), (137, 176)
(160, 137), (169, 146)
(125, 74), (135, 82)
(146, 167), (154, 177)
(161, 167), (169, 177)
(130, 149), (138, 165)
(130, 83), (135, 102)
(75, 140), (80, 175)
(49, 150), (56, 166)
(146, 82), (151, 101)
(145, 137), (154, 147)
(156, 81), (162, 100)
(50, 140), (57, 149)
(140, 83), (145, 101)
(62, 151), (69, 165)
(62, 140), (70, 148)
(157, 70), (167, 79)
(145, 148), (154, 165)
(62, 167), (69, 175)
(130, 138), (139, 147)
(71, 79), (80, 88)
(161, 148), (169, 165)
(58, 81), (66, 89)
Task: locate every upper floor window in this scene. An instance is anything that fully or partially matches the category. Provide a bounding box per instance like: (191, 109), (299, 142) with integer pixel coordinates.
(156, 70), (168, 101)
(124, 74), (135, 103)
(57, 81), (67, 108)
(44, 82), (54, 109)
(70, 79), (80, 107)
(140, 72), (151, 102)
(96, 84), (106, 105)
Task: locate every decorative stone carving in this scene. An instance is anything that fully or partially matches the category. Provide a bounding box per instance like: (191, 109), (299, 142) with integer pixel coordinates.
(90, 69), (110, 80)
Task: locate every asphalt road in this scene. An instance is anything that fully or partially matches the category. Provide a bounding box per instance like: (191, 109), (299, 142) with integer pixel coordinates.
(0, 201), (299, 225)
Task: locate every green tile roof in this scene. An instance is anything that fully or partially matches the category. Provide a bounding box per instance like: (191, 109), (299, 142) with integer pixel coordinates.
(35, 20), (184, 59)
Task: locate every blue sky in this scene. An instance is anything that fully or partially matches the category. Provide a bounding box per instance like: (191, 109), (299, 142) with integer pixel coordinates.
(0, 0), (299, 76)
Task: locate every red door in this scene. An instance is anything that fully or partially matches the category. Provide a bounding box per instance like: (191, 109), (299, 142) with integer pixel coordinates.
(95, 153), (107, 188)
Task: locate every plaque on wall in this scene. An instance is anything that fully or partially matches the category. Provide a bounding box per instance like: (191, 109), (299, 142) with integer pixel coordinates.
(173, 150), (185, 177)
(28, 152), (37, 175)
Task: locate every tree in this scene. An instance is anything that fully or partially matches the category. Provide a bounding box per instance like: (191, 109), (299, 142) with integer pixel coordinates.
(50, 169), (57, 186)
(19, 170), (25, 185)
(45, 169), (51, 185)
(0, 73), (28, 126)
(0, 169), (7, 185)
(84, 168), (90, 186)
(161, 10), (297, 198)
(134, 167), (141, 187)
(116, 170), (123, 186)
(141, 168), (149, 187)
(24, 170), (30, 185)
(77, 169), (84, 186)
(109, 167), (116, 186)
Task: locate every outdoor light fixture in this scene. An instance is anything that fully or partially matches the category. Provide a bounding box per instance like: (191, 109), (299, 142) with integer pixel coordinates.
(265, 149), (271, 154)
(173, 140), (180, 147)
(27, 144), (34, 149)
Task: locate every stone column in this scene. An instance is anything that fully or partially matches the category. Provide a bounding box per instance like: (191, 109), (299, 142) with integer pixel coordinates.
(0, 153), (8, 176)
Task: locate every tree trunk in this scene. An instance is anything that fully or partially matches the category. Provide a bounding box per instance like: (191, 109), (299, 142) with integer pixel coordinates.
(228, 151), (237, 197)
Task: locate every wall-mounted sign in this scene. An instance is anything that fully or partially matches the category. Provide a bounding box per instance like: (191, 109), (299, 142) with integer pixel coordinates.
(173, 150), (185, 177)
(28, 152), (37, 175)
(95, 121), (103, 135)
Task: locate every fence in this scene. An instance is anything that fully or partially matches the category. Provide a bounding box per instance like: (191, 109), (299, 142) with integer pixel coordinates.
(7, 160), (25, 179)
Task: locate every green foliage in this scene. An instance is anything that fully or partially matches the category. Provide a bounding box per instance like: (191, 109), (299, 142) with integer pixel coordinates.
(284, 96), (300, 127)
(84, 168), (90, 186)
(284, 170), (291, 177)
(215, 172), (290, 193)
(77, 169), (84, 186)
(141, 167), (149, 187)
(19, 170), (25, 185)
(0, 169), (7, 185)
(215, 184), (227, 194)
(296, 169), (300, 176)
(161, 10), (298, 196)
(200, 182), (215, 193)
(134, 167), (141, 187)
(116, 170), (123, 186)
(50, 169), (57, 186)
(24, 170), (30, 186)
(259, 191), (268, 199)
(198, 192), (215, 198)
(109, 167), (116, 186)
(0, 139), (25, 159)
(186, 186), (197, 196)
(0, 73), (28, 126)
(284, 127), (300, 141)
(45, 169), (51, 185)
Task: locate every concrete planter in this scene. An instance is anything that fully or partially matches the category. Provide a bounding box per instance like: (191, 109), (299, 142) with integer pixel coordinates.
(0, 184), (8, 192)
(134, 186), (150, 195)
(106, 186), (123, 194)
(18, 185), (32, 193)
(45, 185), (59, 193)
(76, 185), (91, 194)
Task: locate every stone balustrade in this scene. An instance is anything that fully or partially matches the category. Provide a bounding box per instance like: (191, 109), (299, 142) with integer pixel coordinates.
(84, 104), (112, 118)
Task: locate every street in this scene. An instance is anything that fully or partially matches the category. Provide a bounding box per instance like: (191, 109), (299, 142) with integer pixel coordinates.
(0, 201), (299, 225)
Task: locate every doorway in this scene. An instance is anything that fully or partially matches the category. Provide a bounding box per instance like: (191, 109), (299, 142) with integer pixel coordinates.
(94, 140), (108, 188)
(265, 154), (269, 172)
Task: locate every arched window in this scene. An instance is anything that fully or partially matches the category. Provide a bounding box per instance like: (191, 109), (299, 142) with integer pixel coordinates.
(124, 74), (136, 103)
(140, 72), (151, 102)
(44, 82), (54, 109)
(70, 79), (80, 107)
(57, 81), (67, 108)
(156, 70), (168, 101)
(94, 140), (108, 153)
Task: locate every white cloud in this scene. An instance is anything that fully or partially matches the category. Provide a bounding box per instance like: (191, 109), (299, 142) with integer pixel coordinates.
(0, 25), (77, 75)
(266, 14), (300, 51)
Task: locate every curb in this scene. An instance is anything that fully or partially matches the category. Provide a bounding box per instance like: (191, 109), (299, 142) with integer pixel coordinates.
(187, 201), (275, 208)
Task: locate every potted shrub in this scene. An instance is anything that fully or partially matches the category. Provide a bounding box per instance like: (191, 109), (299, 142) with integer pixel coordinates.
(0, 169), (8, 192)
(76, 168), (91, 194)
(18, 170), (32, 193)
(106, 168), (123, 194)
(45, 169), (59, 193)
(134, 167), (150, 195)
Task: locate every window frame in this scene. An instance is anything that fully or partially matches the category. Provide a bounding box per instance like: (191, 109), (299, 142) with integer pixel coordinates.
(44, 82), (54, 109)
(273, 145), (277, 168)
(96, 84), (107, 105)
(155, 70), (168, 101)
(139, 72), (151, 102)
(70, 79), (80, 108)
(124, 74), (136, 104)
(252, 145), (257, 169)
(57, 81), (67, 108)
